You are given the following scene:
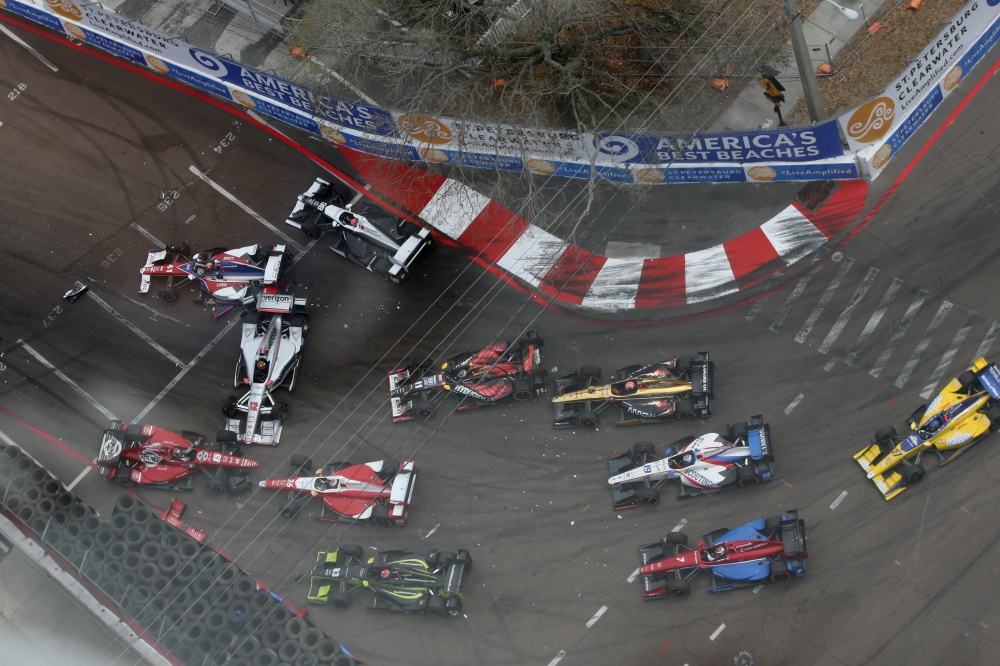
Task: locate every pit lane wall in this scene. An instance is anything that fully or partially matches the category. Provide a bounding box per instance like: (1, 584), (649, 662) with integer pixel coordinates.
(0, 444), (359, 666)
(1, 0), (998, 184)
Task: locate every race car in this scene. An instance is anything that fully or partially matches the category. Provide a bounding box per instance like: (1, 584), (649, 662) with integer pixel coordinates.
(96, 421), (258, 494)
(284, 177), (433, 283)
(608, 415), (774, 508)
(387, 331), (546, 422)
(639, 510), (807, 599)
(307, 544), (471, 617)
(139, 243), (290, 309)
(259, 457), (417, 526)
(222, 286), (309, 445)
(551, 352), (714, 428)
(854, 357), (1000, 500)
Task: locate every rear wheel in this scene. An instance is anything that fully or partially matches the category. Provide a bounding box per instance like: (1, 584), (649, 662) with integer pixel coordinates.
(578, 411), (599, 429)
(207, 480), (226, 495)
(768, 559), (793, 583)
(279, 501), (301, 518)
(512, 378), (534, 401)
(675, 400), (698, 421)
(412, 399), (436, 421)
(159, 287), (178, 302)
(425, 595), (449, 617)
(736, 466), (760, 488)
(637, 487), (660, 506)
(957, 370), (978, 392)
(369, 504), (393, 527)
(729, 422), (748, 441)
(371, 256), (392, 280)
(290, 456), (314, 473)
(113, 467), (134, 487)
(579, 364), (602, 380)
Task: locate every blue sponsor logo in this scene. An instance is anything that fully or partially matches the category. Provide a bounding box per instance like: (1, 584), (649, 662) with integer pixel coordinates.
(643, 465), (652, 473)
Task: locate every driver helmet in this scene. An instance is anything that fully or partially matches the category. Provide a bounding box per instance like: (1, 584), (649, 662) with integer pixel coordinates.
(314, 478), (330, 491)
(681, 452), (695, 465)
(712, 545), (725, 559)
(625, 380), (636, 391)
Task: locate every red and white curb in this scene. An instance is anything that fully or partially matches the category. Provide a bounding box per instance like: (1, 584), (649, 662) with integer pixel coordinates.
(342, 150), (868, 312)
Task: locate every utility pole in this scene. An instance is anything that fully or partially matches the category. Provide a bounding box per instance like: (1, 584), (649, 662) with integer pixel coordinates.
(782, 0), (827, 122)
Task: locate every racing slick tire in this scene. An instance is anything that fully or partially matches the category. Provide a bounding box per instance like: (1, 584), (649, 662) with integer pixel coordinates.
(512, 378), (534, 401)
(768, 559), (793, 583)
(957, 370), (978, 392)
(903, 464), (926, 485)
(424, 595), (449, 617)
(158, 287), (179, 302)
(457, 549), (473, 571)
(411, 399), (436, 421)
(577, 411), (600, 429)
(637, 487), (660, 506)
(222, 396), (240, 418)
(674, 400), (699, 422)
(340, 544), (364, 560)
(667, 580), (691, 597)
(280, 500), (302, 518)
(736, 466), (761, 488)
(764, 515), (782, 535)
(906, 405), (927, 428)
(279, 640), (302, 663)
(579, 364), (602, 380)
(207, 479), (227, 495)
(370, 256), (392, 281)
(234, 357), (247, 388)
(664, 532), (688, 547)
(632, 441), (656, 457)
(300, 219), (322, 240)
(330, 591), (353, 610)
(729, 422), (748, 441)
(370, 504), (393, 527)
(291, 455), (314, 474)
(875, 426), (897, 449)
(985, 402), (1000, 430)
(167, 243), (191, 257)
(397, 221), (423, 238)
(113, 466), (134, 487)
(290, 313), (310, 339)
(217, 429), (239, 449)
(272, 401), (290, 421)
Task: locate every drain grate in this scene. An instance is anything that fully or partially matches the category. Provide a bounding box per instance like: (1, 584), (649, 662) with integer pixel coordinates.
(796, 180), (837, 211)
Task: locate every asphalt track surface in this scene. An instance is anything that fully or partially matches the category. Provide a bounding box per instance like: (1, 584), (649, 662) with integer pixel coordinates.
(2, 14), (1000, 666)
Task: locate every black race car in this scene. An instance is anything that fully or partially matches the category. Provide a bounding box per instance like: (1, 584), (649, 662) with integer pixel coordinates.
(387, 332), (546, 422)
(284, 177), (433, 283)
(307, 545), (472, 617)
(551, 353), (714, 428)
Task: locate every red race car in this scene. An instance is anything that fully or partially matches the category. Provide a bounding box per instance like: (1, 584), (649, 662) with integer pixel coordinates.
(259, 457), (416, 526)
(97, 421), (258, 494)
(388, 331), (546, 422)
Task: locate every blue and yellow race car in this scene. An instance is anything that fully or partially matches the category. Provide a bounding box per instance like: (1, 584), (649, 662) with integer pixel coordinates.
(854, 357), (1000, 500)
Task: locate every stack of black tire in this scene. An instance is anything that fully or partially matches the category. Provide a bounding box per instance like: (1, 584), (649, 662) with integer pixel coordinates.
(0, 444), (357, 666)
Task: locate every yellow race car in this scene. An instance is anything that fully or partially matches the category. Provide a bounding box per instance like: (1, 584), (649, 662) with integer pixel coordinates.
(855, 357), (1000, 500)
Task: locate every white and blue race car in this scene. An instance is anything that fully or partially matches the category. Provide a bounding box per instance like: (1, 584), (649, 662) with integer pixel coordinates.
(607, 415), (773, 508)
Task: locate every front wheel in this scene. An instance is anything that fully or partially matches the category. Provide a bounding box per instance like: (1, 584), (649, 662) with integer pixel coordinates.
(272, 402), (289, 421)
(412, 399), (436, 421)
(300, 220), (322, 240)
(222, 396), (239, 418)
(664, 532), (688, 547)
(637, 487), (660, 506)
(577, 411), (599, 428)
(903, 464), (925, 485)
(579, 364), (602, 380)
(330, 591), (352, 609)
(667, 580), (691, 597)
(159, 287), (178, 302)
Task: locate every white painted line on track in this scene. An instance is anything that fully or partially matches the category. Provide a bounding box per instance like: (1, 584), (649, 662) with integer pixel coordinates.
(709, 623), (726, 641)
(785, 394), (804, 414)
(0, 23), (59, 71)
(184, 214), (196, 225)
(824, 359), (837, 372)
(671, 519), (688, 533)
(131, 222), (164, 248)
(131, 315), (240, 424)
(830, 491), (848, 510)
(546, 651), (566, 666)
(753, 584), (764, 594)
(627, 567), (641, 583)
(66, 465), (92, 491)
(84, 288), (184, 367)
(0, 428), (17, 447)
(17, 340), (118, 421)
(188, 165), (302, 249)
(120, 295), (189, 326)
(585, 605), (608, 628)
(307, 55), (377, 104)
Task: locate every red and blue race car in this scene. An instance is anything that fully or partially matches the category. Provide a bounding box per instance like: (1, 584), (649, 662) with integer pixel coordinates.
(638, 510), (807, 598)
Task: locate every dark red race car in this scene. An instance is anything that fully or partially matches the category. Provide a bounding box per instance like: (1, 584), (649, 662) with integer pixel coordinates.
(387, 331), (546, 422)
(97, 421), (258, 494)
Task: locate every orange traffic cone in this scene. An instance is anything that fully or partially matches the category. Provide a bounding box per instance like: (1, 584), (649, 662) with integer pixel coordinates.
(709, 78), (729, 92)
(907, 0), (921, 9)
(816, 62), (833, 75)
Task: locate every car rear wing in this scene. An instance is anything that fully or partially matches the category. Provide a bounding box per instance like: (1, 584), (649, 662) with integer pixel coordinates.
(976, 360), (1000, 399)
(388, 461), (417, 522)
(688, 352), (714, 398)
(778, 510), (807, 559)
(223, 415), (282, 446)
(138, 249), (168, 293)
(746, 417), (773, 461)
(390, 227), (433, 278)
(442, 551), (472, 597)
(97, 429), (127, 464)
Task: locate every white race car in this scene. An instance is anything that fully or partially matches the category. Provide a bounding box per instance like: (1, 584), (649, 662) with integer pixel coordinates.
(222, 282), (308, 446)
(607, 416), (774, 508)
(284, 177), (433, 283)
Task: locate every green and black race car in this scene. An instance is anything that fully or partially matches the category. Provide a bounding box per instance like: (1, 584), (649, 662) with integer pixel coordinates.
(307, 545), (472, 617)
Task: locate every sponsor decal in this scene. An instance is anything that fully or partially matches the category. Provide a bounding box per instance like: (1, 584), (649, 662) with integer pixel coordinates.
(99, 436), (123, 460)
(682, 469), (714, 487)
(942, 66), (963, 91)
(196, 451), (209, 462)
(634, 168), (665, 184)
(746, 165), (777, 181)
(189, 47), (229, 76)
(320, 123), (347, 145)
(450, 383), (496, 401)
(142, 425), (153, 435)
(231, 89), (256, 108)
(62, 21), (86, 40)
(419, 147), (449, 163)
(872, 144), (893, 171)
(947, 432), (974, 446)
(643, 464), (652, 473)
(145, 54), (169, 74)
(526, 158), (555, 175)
(397, 115), (452, 144)
(139, 449), (161, 465)
(588, 135), (640, 163)
(757, 428), (769, 456)
(845, 97), (896, 144)
(44, 0), (82, 20)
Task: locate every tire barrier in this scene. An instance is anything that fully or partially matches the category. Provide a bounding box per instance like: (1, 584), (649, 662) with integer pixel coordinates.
(54, 492), (75, 511)
(252, 648), (279, 666)
(39, 479), (61, 498)
(217, 561), (242, 586)
(211, 586), (234, 609)
(157, 550), (180, 575)
(214, 627), (237, 651)
(140, 541), (162, 563)
(122, 551), (143, 572)
(35, 497), (56, 518)
(265, 603), (295, 627)
(73, 503), (98, 524)
(16, 504), (35, 523)
(130, 504), (153, 528)
(296, 652), (321, 666)
(177, 539), (199, 561)
(114, 494), (139, 516)
(93, 524), (116, 549)
(279, 638), (303, 663)
(232, 635), (261, 658)
(28, 516), (48, 535)
(190, 573), (215, 597)
(196, 548), (223, 573)
(298, 627), (324, 652)
(174, 559), (197, 584)
(232, 574), (256, 599)
(285, 615), (307, 640)
(110, 512), (131, 533)
(123, 525), (145, 550)
(204, 607), (229, 633)
(229, 658), (253, 666)
(143, 518), (167, 542)
(314, 639), (339, 663)
(107, 540), (128, 560)
(171, 644), (194, 663)
(227, 598), (251, 629)
(259, 624), (285, 651)
(149, 574), (171, 595)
